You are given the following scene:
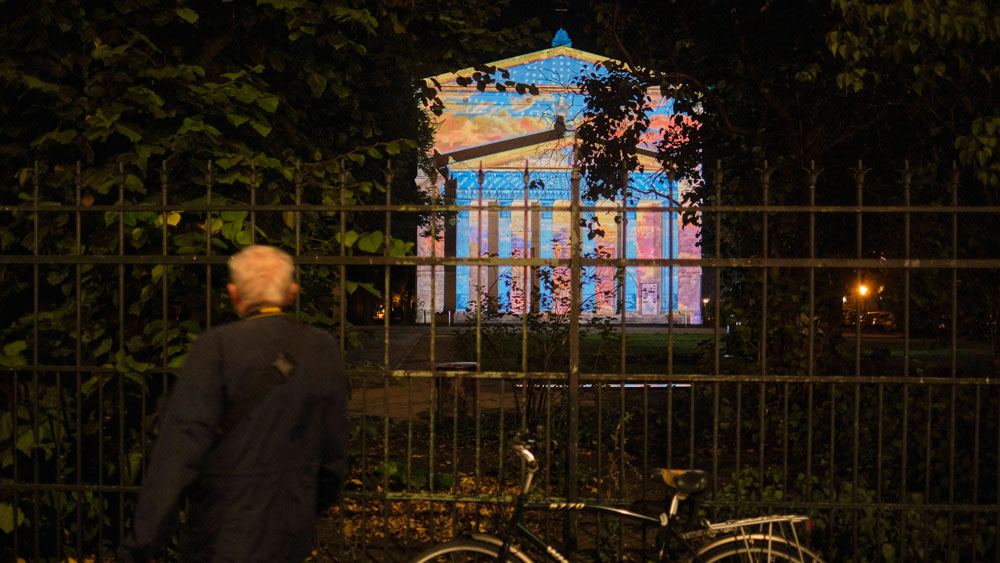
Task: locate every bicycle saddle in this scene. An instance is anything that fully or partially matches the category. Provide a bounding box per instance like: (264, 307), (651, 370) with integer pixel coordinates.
(652, 468), (709, 494)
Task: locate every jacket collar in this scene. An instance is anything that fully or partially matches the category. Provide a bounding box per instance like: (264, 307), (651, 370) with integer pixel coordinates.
(242, 306), (285, 320)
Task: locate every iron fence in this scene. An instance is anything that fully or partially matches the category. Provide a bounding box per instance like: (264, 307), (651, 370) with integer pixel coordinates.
(1, 159), (999, 562)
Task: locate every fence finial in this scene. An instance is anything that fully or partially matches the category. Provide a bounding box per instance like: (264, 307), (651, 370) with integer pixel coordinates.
(806, 160), (823, 187)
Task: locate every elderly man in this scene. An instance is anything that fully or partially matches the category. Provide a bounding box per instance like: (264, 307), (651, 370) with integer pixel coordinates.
(122, 245), (348, 562)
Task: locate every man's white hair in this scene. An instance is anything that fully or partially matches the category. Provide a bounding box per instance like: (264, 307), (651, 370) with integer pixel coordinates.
(228, 245), (294, 308)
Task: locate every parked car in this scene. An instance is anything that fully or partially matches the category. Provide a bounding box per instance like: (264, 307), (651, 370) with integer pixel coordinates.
(862, 311), (896, 332)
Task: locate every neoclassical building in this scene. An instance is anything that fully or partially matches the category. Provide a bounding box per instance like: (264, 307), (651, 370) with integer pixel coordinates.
(417, 32), (702, 324)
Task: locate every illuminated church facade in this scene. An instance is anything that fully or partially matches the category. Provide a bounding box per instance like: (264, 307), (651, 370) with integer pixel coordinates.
(417, 32), (702, 324)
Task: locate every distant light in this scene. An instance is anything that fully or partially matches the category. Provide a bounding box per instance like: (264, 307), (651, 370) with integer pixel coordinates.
(843, 296), (847, 303)
(859, 284), (869, 296)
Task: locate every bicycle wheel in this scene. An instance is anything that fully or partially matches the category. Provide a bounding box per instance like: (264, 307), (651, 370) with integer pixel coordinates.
(695, 533), (824, 563)
(409, 538), (534, 562)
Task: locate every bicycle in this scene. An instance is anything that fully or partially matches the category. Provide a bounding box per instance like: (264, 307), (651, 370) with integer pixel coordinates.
(410, 439), (824, 562)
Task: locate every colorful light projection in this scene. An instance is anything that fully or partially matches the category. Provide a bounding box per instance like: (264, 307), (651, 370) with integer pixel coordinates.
(417, 39), (702, 324)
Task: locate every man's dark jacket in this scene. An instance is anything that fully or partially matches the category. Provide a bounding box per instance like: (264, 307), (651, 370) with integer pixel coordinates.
(123, 313), (348, 562)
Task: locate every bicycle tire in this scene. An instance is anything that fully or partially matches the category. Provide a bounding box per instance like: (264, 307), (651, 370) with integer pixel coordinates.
(695, 533), (825, 563)
(409, 538), (535, 562)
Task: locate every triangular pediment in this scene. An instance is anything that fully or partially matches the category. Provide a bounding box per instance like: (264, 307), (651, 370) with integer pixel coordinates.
(432, 46), (613, 88)
(428, 41), (674, 163)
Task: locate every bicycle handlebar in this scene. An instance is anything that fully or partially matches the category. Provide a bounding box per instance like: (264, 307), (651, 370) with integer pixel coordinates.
(512, 444), (539, 471)
(511, 443), (540, 496)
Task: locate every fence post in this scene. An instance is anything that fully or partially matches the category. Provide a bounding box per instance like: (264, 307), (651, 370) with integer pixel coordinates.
(565, 155), (582, 554)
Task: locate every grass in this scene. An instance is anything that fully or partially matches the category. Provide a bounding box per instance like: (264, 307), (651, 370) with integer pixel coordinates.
(465, 327), (996, 377)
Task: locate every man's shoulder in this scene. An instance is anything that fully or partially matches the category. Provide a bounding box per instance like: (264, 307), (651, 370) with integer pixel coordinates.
(195, 316), (338, 350)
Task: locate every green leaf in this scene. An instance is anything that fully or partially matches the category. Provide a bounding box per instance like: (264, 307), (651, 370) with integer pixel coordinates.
(336, 230), (359, 248)
(0, 503), (25, 534)
(307, 73), (327, 97)
(93, 338), (113, 359)
(389, 238), (413, 257)
(52, 129), (78, 144)
(124, 174), (146, 194)
(21, 74), (60, 93)
(15, 428), (34, 455)
(47, 269), (69, 287)
(236, 227), (251, 245)
(126, 451), (144, 485)
(220, 211), (247, 222)
(435, 474), (456, 488)
(357, 230), (383, 253)
(250, 120), (272, 137)
(257, 95), (279, 113)
(115, 123), (142, 142)
(3, 340), (27, 357)
(226, 113), (250, 127)
(176, 8), (199, 23)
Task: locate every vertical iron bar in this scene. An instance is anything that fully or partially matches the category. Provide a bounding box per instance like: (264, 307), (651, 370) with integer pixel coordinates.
(760, 162), (769, 492)
(294, 161), (310, 531)
(476, 164), (484, 490)
(294, 162), (302, 318)
(735, 381), (742, 505)
(31, 161), (40, 559)
(734, 165), (743, 504)
(521, 164), (532, 529)
(205, 162), (214, 330)
(668, 181), (674, 376)
(565, 152), (581, 553)
(948, 165), (959, 553)
(383, 161), (393, 542)
(428, 171), (437, 543)
(75, 162), (84, 558)
(712, 161), (722, 492)
(522, 163), (529, 378)
(852, 160), (866, 561)
(618, 169), (627, 507)
(757, 160), (771, 498)
(51, 164), (68, 560)
(106, 161), (125, 559)
(619, 167), (627, 375)
(807, 161), (819, 493)
(339, 165), (361, 552)
(249, 163), (257, 245)
(925, 384), (932, 498)
(877, 379), (884, 550)
(153, 162), (168, 549)
(972, 385), (981, 561)
(900, 162), (911, 561)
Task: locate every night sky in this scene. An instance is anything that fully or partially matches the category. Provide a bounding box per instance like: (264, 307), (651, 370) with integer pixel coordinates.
(500, 0), (603, 56)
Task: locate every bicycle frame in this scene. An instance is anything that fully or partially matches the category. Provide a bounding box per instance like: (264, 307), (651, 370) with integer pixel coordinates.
(490, 443), (817, 563)
(492, 444), (703, 562)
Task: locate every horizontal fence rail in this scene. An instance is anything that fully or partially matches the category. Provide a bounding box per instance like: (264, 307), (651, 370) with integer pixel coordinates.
(1, 159), (998, 562)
